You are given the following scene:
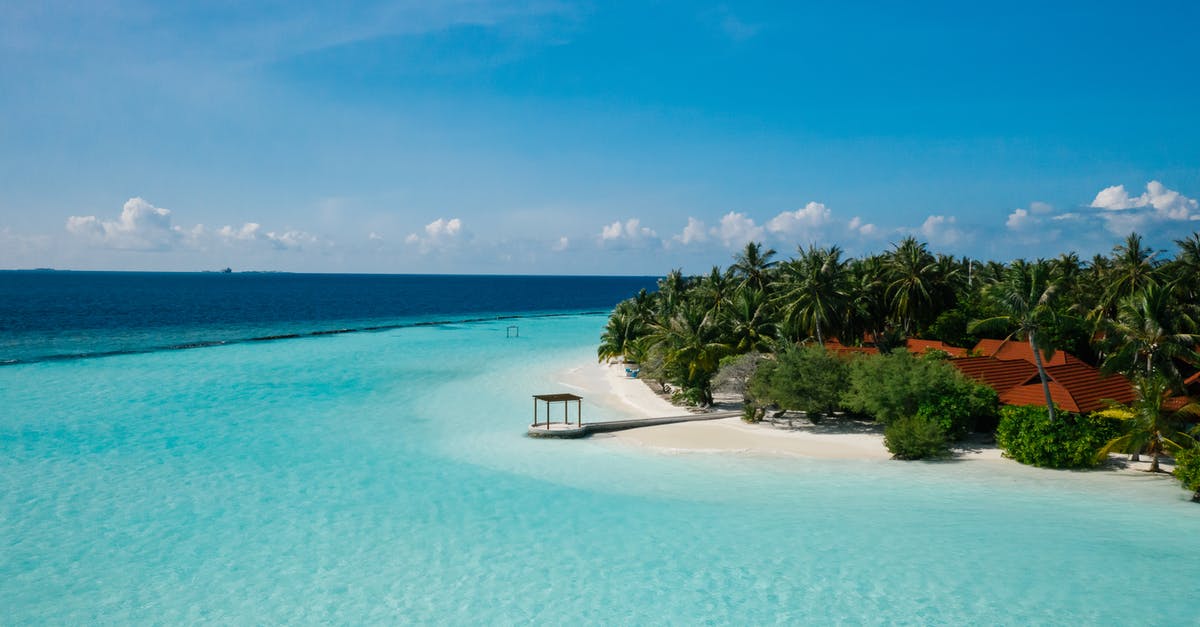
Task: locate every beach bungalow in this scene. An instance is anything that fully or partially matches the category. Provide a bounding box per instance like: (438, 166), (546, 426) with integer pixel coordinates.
(949, 339), (1135, 413)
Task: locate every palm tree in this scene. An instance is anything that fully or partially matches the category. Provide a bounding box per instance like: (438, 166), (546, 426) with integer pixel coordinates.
(696, 266), (735, 317)
(1100, 232), (1161, 316)
(886, 237), (939, 336)
(731, 241), (779, 293)
(971, 259), (1062, 420)
(845, 255), (890, 348)
(775, 245), (849, 345)
(1101, 282), (1200, 383)
(1096, 373), (1200, 473)
(644, 301), (731, 406)
(655, 269), (689, 319)
(597, 303), (645, 363)
(1171, 231), (1200, 302)
(726, 287), (778, 354)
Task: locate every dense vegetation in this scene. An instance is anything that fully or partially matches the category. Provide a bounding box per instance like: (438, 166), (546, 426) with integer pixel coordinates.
(599, 232), (1200, 475)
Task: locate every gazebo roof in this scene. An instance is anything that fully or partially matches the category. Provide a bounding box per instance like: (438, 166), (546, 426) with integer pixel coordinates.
(533, 393), (583, 402)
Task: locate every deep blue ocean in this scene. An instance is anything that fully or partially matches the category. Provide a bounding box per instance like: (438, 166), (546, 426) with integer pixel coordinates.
(0, 271), (658, 364)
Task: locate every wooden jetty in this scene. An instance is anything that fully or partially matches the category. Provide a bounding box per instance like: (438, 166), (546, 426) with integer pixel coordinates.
(527, 392), (739, 439)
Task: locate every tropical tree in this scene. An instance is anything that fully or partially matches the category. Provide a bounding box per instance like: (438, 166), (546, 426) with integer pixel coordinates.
(886, 237), (940, 336)
(1099, 232), (1161, 317)
(596, 304), (643, 363)
(644, 301), (731, 406)
(971, 259), (1062, 420)
(725, 287), (779, 354)
(1096, 373), (1200, 472)
(775, 245), (850, 344)
(696, 266), (735, 317)
(845, 254), (890, 347)
(731, 241), (779, 293)
(1101, 282), (1200, 383)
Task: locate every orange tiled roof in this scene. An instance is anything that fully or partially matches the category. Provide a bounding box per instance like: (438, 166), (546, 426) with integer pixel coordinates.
(950, 357), (1038, 393)
(973, 338), (1069, 366)
(953, 347), (1135, 413)
(906, 339), (969, 358)
(1000, 381), (1081, 412)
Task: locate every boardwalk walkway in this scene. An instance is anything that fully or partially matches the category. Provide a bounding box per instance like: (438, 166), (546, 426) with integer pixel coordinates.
(527, 410), (741, 439)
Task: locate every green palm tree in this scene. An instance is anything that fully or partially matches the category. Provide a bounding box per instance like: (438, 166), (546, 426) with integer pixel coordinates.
(726, 286), (779, 354)
(731, 241), (779, 293)
(971, 259), (1061, 421)
(1101, 282), (1200, 383)
(1100, 232), (1161, 316)
(845, 255), (890, 348)
(597, 304), (645, 363)
(644, 301), (732, 406)
(1096, 373), (1200, 473)
(886, 237), (940, 336)
(775, 245), (849, 344)
(696, 266), (735, 317)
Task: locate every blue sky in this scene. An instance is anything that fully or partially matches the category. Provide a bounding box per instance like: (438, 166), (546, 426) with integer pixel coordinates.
(2, 1), (1198, 274)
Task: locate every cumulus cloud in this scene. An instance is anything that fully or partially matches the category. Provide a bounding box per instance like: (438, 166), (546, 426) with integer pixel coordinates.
(65, 197), (320, 255)
(552, 236), (569, 252)
(916, 215), (966, 246)
(847, 216), (877, 237)
(66, 197), (179, 250)
(599, 218), (658, 248)
(766, 202), (831, 238)
(1089, 181), (1199, 235)
(406, 217), (465, 253)
(265, 229), (318, 250)
(672, 217), (709, 245)
(712, 212), (764, 248)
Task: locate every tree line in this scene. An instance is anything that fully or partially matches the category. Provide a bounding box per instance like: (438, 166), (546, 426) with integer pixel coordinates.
(598, 232), (1200, 486)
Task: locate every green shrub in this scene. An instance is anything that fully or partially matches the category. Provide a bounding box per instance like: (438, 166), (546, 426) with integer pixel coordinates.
(747, 346), (848, 420)
(842, 351), (997, 434)
(885, 415), (950, 460)
(916, 384), (998, 441)
(995, 406), (1122, 469)
(1175, 448), (1200, 502)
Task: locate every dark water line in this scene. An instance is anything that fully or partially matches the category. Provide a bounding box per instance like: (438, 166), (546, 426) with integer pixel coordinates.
(0, 311), (606, 367)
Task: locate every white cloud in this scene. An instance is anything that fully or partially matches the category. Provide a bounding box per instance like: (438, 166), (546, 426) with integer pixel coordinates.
(66, 197), (178, 250)
(552, 236), (569, 252)
(218, 222), (262, 241)
(64, 197), (319, 255)
(599, 218), (658, 248)
(406, 217), (465, 253)
(847, 216), (877, 236)
(368, 231), (383, 241)
(917, 214), (966, 246)
(1029, 201), (1054, 214)
(1006, 208), (1032, 230)
(1089, 181), (1199, 234)
(672, 216), (709, 245)
(766, 201), (831, 237)
(265, 229), (318, 250)
(712, 211), (764, 248)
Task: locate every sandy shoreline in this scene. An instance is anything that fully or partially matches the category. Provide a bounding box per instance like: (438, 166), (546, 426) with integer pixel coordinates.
(554, 360), (1175, 475)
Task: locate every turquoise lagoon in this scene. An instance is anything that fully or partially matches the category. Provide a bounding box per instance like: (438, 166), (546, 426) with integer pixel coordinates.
(3, 313), (1199, 623)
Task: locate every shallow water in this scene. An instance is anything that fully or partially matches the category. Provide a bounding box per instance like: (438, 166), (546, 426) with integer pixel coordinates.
(2, 314), (1198, 624)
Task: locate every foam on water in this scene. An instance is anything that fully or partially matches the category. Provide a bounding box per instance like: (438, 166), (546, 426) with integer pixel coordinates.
(2, 314), (1199, 623)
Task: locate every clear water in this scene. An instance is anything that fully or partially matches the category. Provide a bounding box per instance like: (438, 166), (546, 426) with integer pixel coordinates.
(3, 312), (1200, 622)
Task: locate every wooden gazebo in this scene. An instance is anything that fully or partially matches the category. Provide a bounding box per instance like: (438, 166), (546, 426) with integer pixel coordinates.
(532, 393), (583, 430)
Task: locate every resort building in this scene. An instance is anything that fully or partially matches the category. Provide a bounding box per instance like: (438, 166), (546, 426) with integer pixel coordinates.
(949, 339), (1135, 413)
